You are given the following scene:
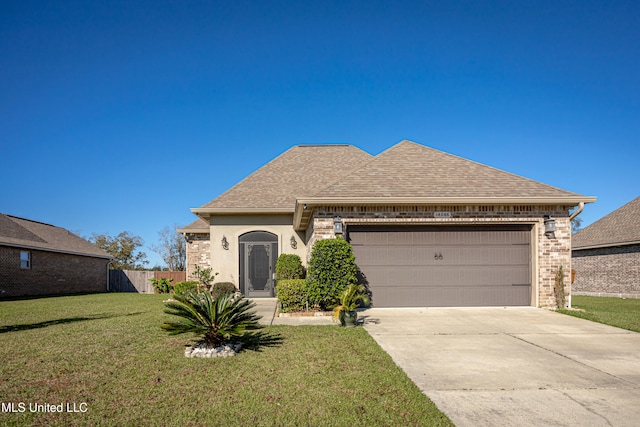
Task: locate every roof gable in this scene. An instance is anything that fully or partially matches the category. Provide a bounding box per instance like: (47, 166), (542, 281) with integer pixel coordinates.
(199, 145), (373, 211)
(313, 140), (583, 199)
(0, 214), (111, 258)
(573, 196), (640, 249)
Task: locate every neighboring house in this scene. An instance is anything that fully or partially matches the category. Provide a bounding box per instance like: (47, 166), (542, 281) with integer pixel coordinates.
(0, 214), (112, 297)
(180, 140), (595, 309)
(572, 196), (640, 299)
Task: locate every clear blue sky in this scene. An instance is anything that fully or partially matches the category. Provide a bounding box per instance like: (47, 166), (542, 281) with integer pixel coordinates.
(1, 1), (638, 268)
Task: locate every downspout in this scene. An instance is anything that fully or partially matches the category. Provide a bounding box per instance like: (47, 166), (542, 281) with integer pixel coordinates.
(106, 261), (113, 292)
(567, 202), (584, 308)
(569, 202), (584, 221)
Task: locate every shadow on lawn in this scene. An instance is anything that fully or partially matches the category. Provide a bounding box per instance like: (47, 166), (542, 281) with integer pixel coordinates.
(0, 312), (145, 334)
(239, 330), (284, 352)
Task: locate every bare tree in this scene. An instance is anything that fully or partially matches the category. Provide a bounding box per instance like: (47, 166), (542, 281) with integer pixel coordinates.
(151, 225), (186, 271)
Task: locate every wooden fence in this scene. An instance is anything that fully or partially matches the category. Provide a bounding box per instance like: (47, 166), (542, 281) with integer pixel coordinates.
(109, 270), (187, 293)
(154, 271), (186, 283)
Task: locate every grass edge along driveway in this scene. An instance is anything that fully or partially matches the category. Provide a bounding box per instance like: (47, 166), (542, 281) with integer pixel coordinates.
(0, 293), (452, 427)
(558, 295), (640, 333)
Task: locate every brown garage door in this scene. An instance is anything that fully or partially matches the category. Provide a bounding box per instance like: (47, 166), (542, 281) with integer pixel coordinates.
(348, 225), (532, 307)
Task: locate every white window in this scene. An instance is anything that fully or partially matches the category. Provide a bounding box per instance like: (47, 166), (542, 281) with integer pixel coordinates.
(20, 251), (30, 269)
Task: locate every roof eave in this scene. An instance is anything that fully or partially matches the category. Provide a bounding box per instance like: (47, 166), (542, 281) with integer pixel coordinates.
(573, 240), (640, 251)
(297, 196), (596, 205)
(293, 196), (597, 231)
(177, 227), (209, 234)
(0, 242), (112, 259)
(191, 207), (294, 216)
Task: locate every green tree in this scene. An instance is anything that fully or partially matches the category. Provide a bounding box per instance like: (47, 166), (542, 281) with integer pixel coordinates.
(89, 231), (148, 270)
(151, 224), (186, 271)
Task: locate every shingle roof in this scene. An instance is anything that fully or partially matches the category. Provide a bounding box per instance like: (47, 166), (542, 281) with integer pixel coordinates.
(314, 140), (583, 199)
(0, 214), (111, 258)
(200, 145), (373, 210)
(194, 140), (594, 232)
(572, 197), (640, 249)
(177, 217), (209, 233)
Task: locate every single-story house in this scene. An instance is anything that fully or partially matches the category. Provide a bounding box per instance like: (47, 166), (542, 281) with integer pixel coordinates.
(179, 140), (595, 309)
(0, 213), (112, 297)
(572, 196), (640, 299)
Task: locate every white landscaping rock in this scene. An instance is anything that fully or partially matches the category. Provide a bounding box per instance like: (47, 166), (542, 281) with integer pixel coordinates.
(184, 342), (242, 358)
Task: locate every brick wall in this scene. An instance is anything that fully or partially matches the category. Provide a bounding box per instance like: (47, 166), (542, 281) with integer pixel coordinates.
(184, 233), (211, 281)
(572, 244), (640, 298)
(539, 216), (571, 309)
(308, 204), (573, 309)
(304, 218), (335, 262)
(0, 246), (109, 298)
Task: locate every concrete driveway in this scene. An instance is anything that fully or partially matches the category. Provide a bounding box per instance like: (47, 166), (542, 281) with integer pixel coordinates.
(361, 307), (640, 427)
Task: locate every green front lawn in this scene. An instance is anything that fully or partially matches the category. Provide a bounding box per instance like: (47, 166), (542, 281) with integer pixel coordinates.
(0, 293), (451, 426)
(558, 295), (640, 332)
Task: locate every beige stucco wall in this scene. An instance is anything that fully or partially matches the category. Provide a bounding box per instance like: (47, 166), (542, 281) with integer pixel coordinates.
(208, 214), (307, 285)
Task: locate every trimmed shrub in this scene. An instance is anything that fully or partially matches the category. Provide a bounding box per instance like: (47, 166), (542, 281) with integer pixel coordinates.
(306, 238), (358, 310)
(212, 282), (237, 299)
(173, 281), (200, 296)
(276, 279), (307, 312)
(276, 254), (304, 280)
(149, 277), (173, 294)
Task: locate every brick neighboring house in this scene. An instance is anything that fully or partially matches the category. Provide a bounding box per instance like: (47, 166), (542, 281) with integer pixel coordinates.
(572, 196), (640, 299)
(180, 140), (595, 309)
(0, 214), (112, 297)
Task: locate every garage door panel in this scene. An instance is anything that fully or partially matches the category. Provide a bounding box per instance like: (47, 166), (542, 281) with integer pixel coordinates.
(441, 246), (530, 265)
(352, 228), (529, 245)
(355, 245), (530, 266)
(349, 225), (532, 307)
(354, 245), (530, 266)
(359, 265), (530, 287)
(353, 245), (440, 266)
(370, 285), (532, 307)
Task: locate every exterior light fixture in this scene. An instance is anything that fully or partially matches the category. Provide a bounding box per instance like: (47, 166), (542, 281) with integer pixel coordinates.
(221, 236), (229, 250)
(543, 215), (556, 238)
(333, 216), (343, 235)
(290, 235), (297, 249)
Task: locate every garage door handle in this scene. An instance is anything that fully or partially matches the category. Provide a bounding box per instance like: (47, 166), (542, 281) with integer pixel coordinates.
(434, 253), (443, 260)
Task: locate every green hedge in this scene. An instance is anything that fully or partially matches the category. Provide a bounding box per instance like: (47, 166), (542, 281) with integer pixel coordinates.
(211, 282), (237, 299)
(276, 279), (308, 312)
(173, 281), (200, 295)
(275, 254), (304, 280)
(306, 238), (358, 310)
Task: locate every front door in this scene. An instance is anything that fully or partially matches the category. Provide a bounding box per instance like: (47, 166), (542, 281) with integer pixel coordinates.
(238, 231), (278, 298)
(244, 243), (275, 297)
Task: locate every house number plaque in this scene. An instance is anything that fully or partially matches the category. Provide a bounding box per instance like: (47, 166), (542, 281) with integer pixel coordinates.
(434, 212), (452, 218)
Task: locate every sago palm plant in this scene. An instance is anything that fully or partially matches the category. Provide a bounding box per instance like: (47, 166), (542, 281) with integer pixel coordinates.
(162, 292), (262, 347)
(333, 284), (370, 323)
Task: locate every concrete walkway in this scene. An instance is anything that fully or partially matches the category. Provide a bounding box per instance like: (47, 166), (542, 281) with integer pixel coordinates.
(250, 298), (334, 326)
(361, 307), (640, 427)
